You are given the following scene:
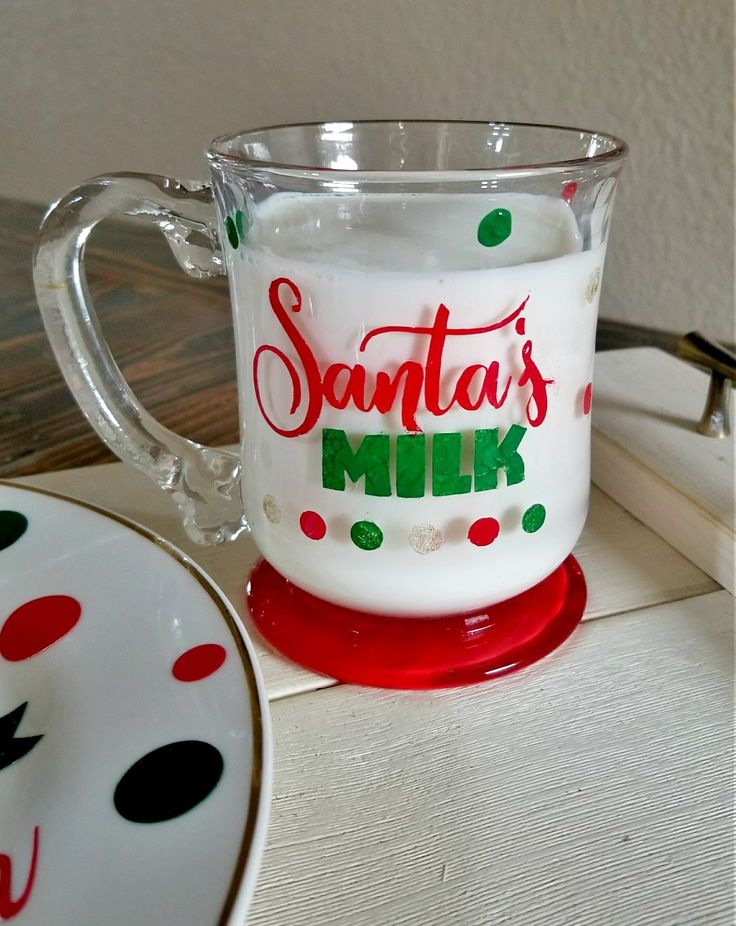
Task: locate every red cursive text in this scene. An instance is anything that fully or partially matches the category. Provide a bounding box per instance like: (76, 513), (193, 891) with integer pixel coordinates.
(0, 827), (40, 920)
(253, 277), (552, 436)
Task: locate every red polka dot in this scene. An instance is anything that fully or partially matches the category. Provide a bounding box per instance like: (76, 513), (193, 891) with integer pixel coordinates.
(300, 510), (326, 540)
(583, 382), (593, 415)
(515, 317), (526, 335)
(562, 181), (578, 204)
(468, 518), (500, 547)
(0, 595), (81, 661)
(172, 643), (227, 682)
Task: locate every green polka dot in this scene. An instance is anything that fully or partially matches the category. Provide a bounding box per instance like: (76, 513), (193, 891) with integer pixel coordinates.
(522, 503), (546, 533)
(224, 215), (239, 249)
(350, 520), (383, 551)
(477, 208), (512, 247)
(235, 209), (245, 240)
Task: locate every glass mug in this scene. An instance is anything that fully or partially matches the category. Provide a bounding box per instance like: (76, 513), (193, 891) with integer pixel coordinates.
(34, 121), (627, 687)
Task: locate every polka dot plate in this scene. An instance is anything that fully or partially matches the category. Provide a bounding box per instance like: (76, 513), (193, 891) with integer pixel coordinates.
(0, 482), (271, 925)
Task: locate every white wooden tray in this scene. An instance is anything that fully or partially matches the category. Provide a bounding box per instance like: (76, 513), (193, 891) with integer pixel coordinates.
(592, 348), (735, 593)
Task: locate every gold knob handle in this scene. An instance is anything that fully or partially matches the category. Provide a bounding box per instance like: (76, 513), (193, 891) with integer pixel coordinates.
(677, 331), (736, 439)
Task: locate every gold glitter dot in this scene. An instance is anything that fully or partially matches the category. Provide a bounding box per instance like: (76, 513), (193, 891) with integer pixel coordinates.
(586, 268), (601, 303)
(262, 495), (281, 524)
(408, 523), (442, 554)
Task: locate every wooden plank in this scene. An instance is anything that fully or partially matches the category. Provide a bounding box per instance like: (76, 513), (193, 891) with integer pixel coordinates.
(250, 591), (733, 926)
(0, 198), (238, 477)
(592, 348), (735, 592)
(577, 483), (717, 620)
(16, 462), (716, 700)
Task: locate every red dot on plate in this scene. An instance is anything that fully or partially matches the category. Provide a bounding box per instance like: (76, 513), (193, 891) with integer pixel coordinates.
(300, 510), (326, 540)
(562, 181), (578, 204)
(515, 317), (526, 335)
(172, 643), (227, 682)
(0, 595), (81, 661)
(468, 517), (500, 547)
(583, 382), (593, 415)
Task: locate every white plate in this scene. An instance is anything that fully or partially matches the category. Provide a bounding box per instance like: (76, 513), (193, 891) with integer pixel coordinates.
(0, 481), (271, 925)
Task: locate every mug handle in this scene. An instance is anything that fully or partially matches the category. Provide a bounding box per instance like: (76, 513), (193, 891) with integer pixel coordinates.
(32, 173), (248, 544)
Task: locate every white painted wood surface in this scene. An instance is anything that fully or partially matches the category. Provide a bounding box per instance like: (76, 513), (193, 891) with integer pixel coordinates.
(10, 399), (733, 924)
(592, 348), (735, 593)
(16, 462), (717, 700)
(250, 592), (734, 926)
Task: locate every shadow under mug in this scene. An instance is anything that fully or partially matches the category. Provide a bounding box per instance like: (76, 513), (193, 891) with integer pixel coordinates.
(33, 120), (627, 688)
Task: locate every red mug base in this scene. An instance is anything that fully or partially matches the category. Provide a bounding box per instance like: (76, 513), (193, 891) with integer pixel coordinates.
(246, 555), (587, 689)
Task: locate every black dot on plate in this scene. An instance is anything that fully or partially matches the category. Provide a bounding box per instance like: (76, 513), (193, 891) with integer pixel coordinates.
(113, 740), (224, 824)
(0, 511), (28, 552)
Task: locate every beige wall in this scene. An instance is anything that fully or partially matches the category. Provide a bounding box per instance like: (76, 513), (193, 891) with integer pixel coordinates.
(2, 0), (733, 339)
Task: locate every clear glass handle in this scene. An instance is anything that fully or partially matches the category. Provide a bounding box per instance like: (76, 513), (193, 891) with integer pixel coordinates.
(33, 173), (248, 544)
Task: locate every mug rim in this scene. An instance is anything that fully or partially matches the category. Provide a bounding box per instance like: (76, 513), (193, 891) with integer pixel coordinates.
(207, 119), (628, 179)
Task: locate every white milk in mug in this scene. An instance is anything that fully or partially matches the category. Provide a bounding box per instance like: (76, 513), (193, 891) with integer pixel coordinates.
(226, 192), (604, 616)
